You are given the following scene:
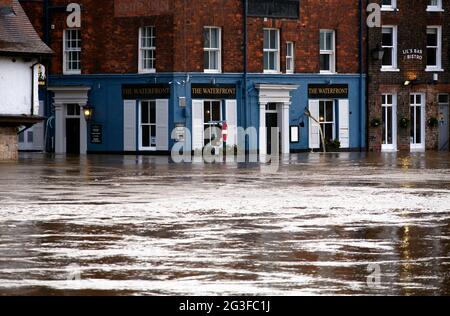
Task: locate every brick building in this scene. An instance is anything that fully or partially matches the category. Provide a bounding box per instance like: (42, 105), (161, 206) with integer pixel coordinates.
(368, 0), (450, 152)
(19, 0), (366, 155)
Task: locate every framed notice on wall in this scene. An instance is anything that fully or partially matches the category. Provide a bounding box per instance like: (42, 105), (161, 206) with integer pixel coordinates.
(90, 124), (103, 144)
(290, 126), (299, 143)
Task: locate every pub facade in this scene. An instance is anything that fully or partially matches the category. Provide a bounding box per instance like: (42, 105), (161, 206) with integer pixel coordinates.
(367, 0), (450, 152)
(20, 0), (366, 155)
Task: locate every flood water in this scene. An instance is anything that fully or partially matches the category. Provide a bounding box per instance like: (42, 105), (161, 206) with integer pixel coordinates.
(0, 152), (449, 296)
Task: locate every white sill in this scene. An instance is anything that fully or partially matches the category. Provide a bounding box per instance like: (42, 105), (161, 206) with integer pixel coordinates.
(425, 67), (444, 72)
(139, 69), (156, 74)
(263, 70), (281, 74)
(204, 69), (222, 74)
(319, 71), (336, 75)
(63, 71), (81, 75)
(381, 7), (396, 12)
(380, 67), (400, 72)
(286, 71), (294, 75)
(426, 8), (444, 12)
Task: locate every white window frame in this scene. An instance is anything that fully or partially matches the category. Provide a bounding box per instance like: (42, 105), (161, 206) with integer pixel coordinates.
(203, 100), (223, 147)
(63, 29), (81, 75)
(139, 26), (156, 74)
(263, 28), (280, 74)
(410, 93), (426, 152)
(319, 99), (336, 142)
(381, 26), (399, 72)
(319, 30), (336, 74)
(139, 100), (157, 151)
(286, 41), (294, 74)
(381, 94), (398, 152)
(427, 0), (443, 12)
(426, 26), (443, 72)
(204, 27), (222, 73)
(381, 0), (397, 11)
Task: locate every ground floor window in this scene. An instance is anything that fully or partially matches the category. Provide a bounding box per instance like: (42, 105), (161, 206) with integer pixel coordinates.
(382, 94), (397, 151)
(410, 93), (425, 150)
(203, 100), (222, 146)
(319, 100), (335, 144)
(140, 100), (157, 150)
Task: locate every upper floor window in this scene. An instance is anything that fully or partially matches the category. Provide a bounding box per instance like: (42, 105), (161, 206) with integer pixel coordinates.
(426, 26), (442, 71)
(381, 26), (398, 71)
(320, 30), (335, 73)
(286, 42), (294, 74)
(381, 0), (397, 11)
(263, 28), (280, 73)
(427, 0), (443, 11)
(204, 27), (222, 73)
(63, 29), (81, 75)
(139, 26), (156, 73)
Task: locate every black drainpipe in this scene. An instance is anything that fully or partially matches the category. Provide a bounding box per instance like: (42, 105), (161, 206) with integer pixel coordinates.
(243, 0), (248, 131)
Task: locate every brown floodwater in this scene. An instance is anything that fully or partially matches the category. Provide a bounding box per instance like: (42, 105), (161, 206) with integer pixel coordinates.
(0, 152), (449, 296)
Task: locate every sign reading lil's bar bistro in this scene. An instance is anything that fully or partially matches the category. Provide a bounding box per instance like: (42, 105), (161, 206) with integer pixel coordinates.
(308, 84), (349, 99)
(191, 84), (237, 99)
(122, 84), (170, 99)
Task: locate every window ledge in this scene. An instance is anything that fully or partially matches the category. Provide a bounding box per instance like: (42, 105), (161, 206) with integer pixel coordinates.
(139, 69), (156, 74)
(319, 71), (337, 75)
(380, 67), (400, 72)
(286, 71), (294, 75)
(63, 71), (81, 75)
(426, 67), (444, 72)
(263, 70), (281, 74)
(381, 7), (396, 12)
(426, 8), (444, 12)
(204, 70), (222, 74)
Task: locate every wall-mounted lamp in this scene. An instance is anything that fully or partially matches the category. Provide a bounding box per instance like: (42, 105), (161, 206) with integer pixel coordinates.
(404, 79), (417, 87)
(83, 105), (94, 121)
(371, 43), (385, 61)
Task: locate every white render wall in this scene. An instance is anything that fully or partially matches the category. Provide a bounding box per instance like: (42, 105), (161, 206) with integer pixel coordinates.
(0, 56), (39, 116)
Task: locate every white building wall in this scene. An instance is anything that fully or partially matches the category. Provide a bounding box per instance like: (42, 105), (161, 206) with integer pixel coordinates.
(0, 56), (39, 116)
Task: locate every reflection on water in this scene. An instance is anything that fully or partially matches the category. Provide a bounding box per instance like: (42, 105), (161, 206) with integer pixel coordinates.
(0, 152), (449, 295)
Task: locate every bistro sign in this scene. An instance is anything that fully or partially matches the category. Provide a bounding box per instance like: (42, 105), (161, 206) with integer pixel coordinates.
(308, 84), (349, 99)
(122, 84), (170, 99)
(191, 84), (237, 99)
(402, 49), (423, 61)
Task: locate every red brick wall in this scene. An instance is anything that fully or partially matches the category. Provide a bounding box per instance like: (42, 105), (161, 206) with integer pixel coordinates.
(20, 0), (362, 75)
(367, 0), (450, 151)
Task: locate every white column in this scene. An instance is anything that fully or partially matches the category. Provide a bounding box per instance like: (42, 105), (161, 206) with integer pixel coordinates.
(54, 103), (65, 154)
(281, 102), (290, 155)
(259, 102), (267, 157)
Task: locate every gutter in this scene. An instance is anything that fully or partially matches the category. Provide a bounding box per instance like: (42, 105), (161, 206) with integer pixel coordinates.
(358, 0), (365, 150)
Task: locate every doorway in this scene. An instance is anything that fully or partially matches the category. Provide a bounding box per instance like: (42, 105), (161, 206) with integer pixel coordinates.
(65, 104), (81, 155)
(381, 94), (397, 152)
(410, 93), (426, 152)
(266, 103), (279, 155)
(438, 94), (449, 151)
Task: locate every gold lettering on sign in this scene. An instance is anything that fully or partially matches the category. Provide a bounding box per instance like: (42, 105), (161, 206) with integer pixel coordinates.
(114, 0), (170, 17)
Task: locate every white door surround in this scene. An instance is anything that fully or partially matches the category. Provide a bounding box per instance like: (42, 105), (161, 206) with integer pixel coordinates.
(48, 86), (91, 154)
(256, 84), (299, 156)
(410, 93), (426, 152)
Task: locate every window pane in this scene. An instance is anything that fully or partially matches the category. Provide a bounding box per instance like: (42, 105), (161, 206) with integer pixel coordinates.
(204, 102), (211, 124)
(204, 28), (210, 48)
(151, 125), (156, 147)
(382, 48), (393, 66)
(142, 126), (150, 147)
(427, 48), (437, 66)
(212, 101), (221, 122)
(141, 102), (149, 124)
(326, 32), (333, 50)
(264, 30), (269, 49)
(320, 54), (330, 71)
(416, 106), (422, 143)
(211, 28), (219, 49)
(150, 102), (156, 124)
(326, 101), (334, 121)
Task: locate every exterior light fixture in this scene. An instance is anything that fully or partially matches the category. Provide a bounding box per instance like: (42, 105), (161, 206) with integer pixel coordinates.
(404, 80), (411, 86)
(371, 43), (385, 61)
(83, 105), (93, 121)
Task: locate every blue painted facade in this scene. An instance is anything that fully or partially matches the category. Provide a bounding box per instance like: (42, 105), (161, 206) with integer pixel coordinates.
(45, 72), (366, 153)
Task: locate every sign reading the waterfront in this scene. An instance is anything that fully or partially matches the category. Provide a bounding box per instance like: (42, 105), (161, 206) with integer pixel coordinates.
(402, 49), (423, 61)
(114, 0), (170, 17)
(122, 84), (170, 100)
(308, 84), (349, 99)
(90, 124), (103, 144)
(191, 84), (237, 100)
